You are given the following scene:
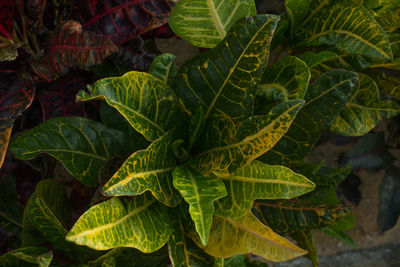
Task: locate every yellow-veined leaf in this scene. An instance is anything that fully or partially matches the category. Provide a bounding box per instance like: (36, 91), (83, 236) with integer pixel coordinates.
(0, 247), (52, 267)
(149, 53), (178, 85)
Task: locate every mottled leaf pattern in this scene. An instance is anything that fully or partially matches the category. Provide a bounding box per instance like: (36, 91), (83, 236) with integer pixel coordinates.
(10, 117), (133, 186)
(260, 70), (358, 166)
(172, 166), (227, 245)
(255, 200), (352, 235)
(149, 53), (178, 85)
(172, 15), (279, 120)
(300, 1), (392, 59)
(0, 247), (52, 267)
(190, 100), (304, 177)
(78, 71), (184, 142)
(102, 133), (181, 207)
(32, 20), (118, 81)
(169, 0), (256, 48)
(192, 213), (307, 262)
(258, 56), (311, 101)
(214, 160), (315, 219)
(0, 79), (35, 168)
(66, 194), (173, 252)
(330, 74), (400, 136)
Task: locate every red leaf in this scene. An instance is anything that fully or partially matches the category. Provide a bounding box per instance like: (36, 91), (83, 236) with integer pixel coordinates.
(32, 20), (118, 81)
(0, 0), (14, 40)
(73, 0), (176, 44)
(0, 77), (35, 168)
(38, 71), (86, 120)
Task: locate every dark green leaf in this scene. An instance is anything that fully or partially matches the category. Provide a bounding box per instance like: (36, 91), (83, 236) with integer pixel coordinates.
(290, 230), (318, 267)
(0, 247), (52, 267)
(149, 53), (178, 85)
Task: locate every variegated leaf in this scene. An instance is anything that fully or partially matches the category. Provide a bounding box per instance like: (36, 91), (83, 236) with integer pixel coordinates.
(258, 56), (311, 101)
(330, 73), (400, 136)
(0, 247), (52, 267)
(290, 230), (318, 267)
(300, 1), (392, 60)
(172, 166), (227, 245)
(172, 15), (279, 120)
(260, 70), (358, 166)
(254, 200), (352, 235)
(10, 117), (133, 186)
(368, 71), (400, 100)
(190, 100), (304, 177)
(192, 213), (307, 262)
(375, 7), (400, 33)
(149, 53), (178, 85)
(77, 71), (185, 142)
(169, 0), (256, 48)
(66, 193), (173, 252)
(102, 133), (181, 207)
(214, 160), (315, 219)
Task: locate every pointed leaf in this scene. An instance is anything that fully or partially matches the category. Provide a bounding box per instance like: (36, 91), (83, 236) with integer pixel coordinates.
(75, 0), (175, 44)
(214, 160), (315, 219)
(149, 53), (178, 85)
(32, 20), (118, 81)
(260, 70), (358, 166)
(300, 1), (392, 59)
(290, 230), (318, 267)
(0, 79), (35, 168)
(258, 56), (311, 101)
(10, 117), (133, 186)
(319, 227), (356, 247)
(296, 51), (338, 69)
(78, 71), (184, 142)
(169, 0), (256, 48)
(0, 247), (52, 267)
(172, 15), (280, 120)
(191, 213), (307, 262)
(172, 166), (227, 245)
(190, 100), (304, 177)
(330, 73), (400, 136)
(102, 133), (181, 207)
(66, 194), (173, 252)
(254, 200), (352, 235)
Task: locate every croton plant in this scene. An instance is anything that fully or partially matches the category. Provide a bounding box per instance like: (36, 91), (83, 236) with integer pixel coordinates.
(1, 0), (400, 266)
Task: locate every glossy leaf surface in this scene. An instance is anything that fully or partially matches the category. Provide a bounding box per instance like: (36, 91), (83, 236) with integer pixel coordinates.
(102, 133), (181, 207)
(258, 56), (311, 101)
(33, 20), (118, 81)
(330, 74), (400, 136)
(11, 117), (133, 186)
(214, 160), (315, 219)
(300, 1), (392, 59)
(193, 213), (307, 262)
(149, 53), (178, 85)
(169, 0), (256, 48)
(190, 100), (304, 177)
(260, 70), (358, 166)
(173, 15), (279, 120)
(255, 200), (352, 235)
(78, 71), (184, 142)
(173, 166), (227, 245)
(66, 194), (173, 252)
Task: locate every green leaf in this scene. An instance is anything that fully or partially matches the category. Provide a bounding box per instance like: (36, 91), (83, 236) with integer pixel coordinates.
(299, 1), (392, 60)
(330, 73), (400, 136)
(149, 53), (178, 85)
(10, 117), (132, 186)
(285, 0), (313, 36)
(368, 71), (400, 100)
(172, 166), (227, 245)
(66, 193), (173, 252)
(189, 106), (206, 149)
(191, 212), (307, 262)
(0, 247), (52, 267)
(257, 56), (311, 101)
(101, 257), (115, 267)
(255, 200), (352, 235)
(169, 0), (257, 48)
(319, 227), (356, 247)
(77, 71), (185, 142)
(375, 7), (400, 33)
(0, 173), (23, 236)
(172, 15), (280, 120)
(214, 255), (246, 267)
(290, 230), (318, 267)
(190, 100), (304, 177)
(296, 51), (338, 69)
(214, 160), (315, 219)
(260, 70), (358, 166)
(102, 132), (181, 207)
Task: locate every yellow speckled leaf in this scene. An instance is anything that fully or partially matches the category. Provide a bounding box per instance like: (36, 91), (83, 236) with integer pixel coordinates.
(215, 160), (315, 219)
(102, 133), (181, 207)
(66, 193), (172, 252)
(189, 100), (304, 177)
(192, 213), (307, 262)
